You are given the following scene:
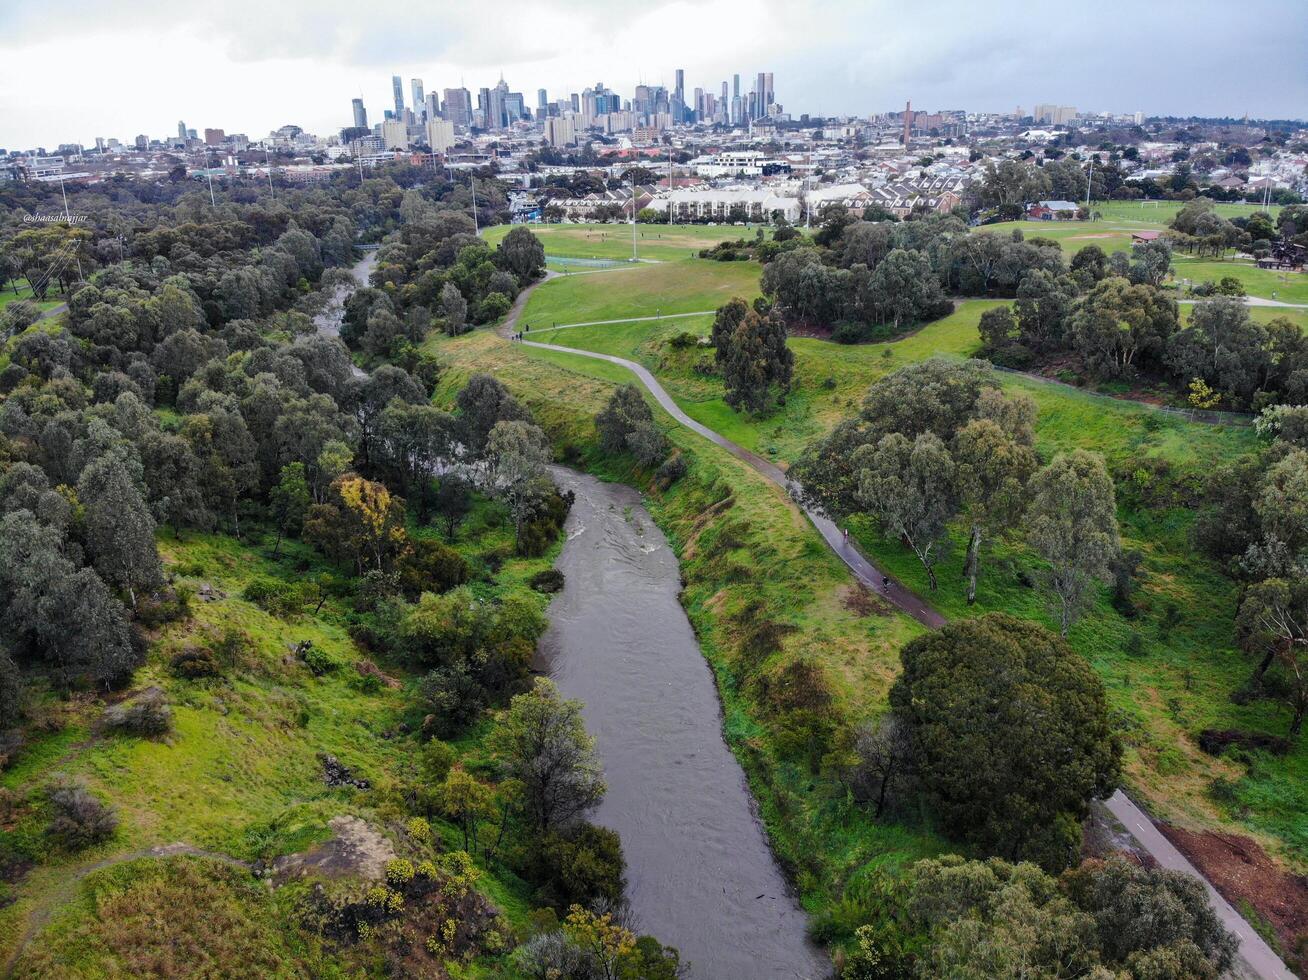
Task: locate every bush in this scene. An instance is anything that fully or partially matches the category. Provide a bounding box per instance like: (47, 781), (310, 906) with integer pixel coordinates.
(134, 585), (194, 628)
(103, 688), (173, 736)
(522, 822), (626, 910)
(47, 779), (118, 850)
(655, 451), (688, 489)
(666, 331), (699, 350)
(300, 644), (338, 676)
(396, 537), (470, 599)
(170, 646), (221, 679)
(242, 577), (305, 616)
(529, 569), (565, 594)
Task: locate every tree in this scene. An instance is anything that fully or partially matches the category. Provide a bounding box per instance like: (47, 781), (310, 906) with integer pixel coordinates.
(1062, 858), (1237, 975)
(456, 373), (527, 457)
(720, 307), (794, 414)
(709, 297), (749, 354)
(1026, 451), (1121, 634)
(594, 383), (664, 465)
(489, 677), (605, 832)
(890, 614), (1122, 869)
(438, 766), (495, 851)
(855, 431), (957, 590)
(433, 474), (473, 542)
(1235, 577), (1308, 737)
(439, 282), (468, 336)
(0, 646), (22, 726)
(305, 474), (408, 574)
(1069, 277), (1178, 378)
(0, 511), (139, 689)
(953, 409), (1038, 603)
(908, 856), (1100, 978)
(78, 454), (163, 609)
(498, 226), (546, 281)
(1166, 297), (1269, 407)
(867, 248), (948, 330)
(486, 420), (553, 545)
(269, 462), (311, 558)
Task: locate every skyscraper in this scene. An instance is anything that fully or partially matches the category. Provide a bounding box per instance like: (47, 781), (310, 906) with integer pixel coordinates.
(425, 93), (440, 122)
(538, 88), (548, 110)
(352, 98), (368, 129)
(177, 120), (187, 140)
(733, 74), (740, 101)
(673, 68), (685, 123)
(443, 88), (472, 127)
(392, 75), (405, 118)
(411, 79), (425, 121)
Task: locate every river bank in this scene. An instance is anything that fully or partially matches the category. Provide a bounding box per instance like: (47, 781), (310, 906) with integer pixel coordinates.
(538, 466), (826, 980)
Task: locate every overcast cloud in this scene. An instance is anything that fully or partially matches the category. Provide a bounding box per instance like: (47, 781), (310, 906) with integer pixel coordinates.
(0, 0), (1303, 149)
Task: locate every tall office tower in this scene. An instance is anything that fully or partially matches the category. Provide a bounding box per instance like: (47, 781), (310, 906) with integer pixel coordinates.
(490, 77), (510, 129)
(135, 134), (148, 150)
(692, 87), (703, 122)
(570, 92), (580, 113)
(477, 87), (492, 128)
(352, 98), (368, 129)
(392, 75), (405, 118)
(177, 120), (187, 140)
(731, 95), (742, 125)
(443, 88), (472, 127)
(426, 93), (440, 121)
(673, 68), (685, 122)
(733, 73), (740, 101)
(538, 88), (548, 110)
(411, 79), (425, 121)
(764, 72), (774, 112)
(754, 73), (765, 117)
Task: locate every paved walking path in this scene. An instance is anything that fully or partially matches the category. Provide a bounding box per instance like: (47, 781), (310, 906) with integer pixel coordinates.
(501, 272), (1295, 980)
(1104, 791), (1295, 980)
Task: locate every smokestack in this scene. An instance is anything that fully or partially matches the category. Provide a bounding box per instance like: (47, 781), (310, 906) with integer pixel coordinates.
(903, 99), (912, 146)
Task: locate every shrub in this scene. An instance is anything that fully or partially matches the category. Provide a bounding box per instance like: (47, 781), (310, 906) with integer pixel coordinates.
(242, 577), (305, 616)
(523, 823), (626, 910)
(301, 645), (338, 676)
(655, 451), (688, 489)
(529, 568), (566, 593)
(47, 779), (118, 849)
(170, 645), (221, 679)
(103, 688), (173, 736)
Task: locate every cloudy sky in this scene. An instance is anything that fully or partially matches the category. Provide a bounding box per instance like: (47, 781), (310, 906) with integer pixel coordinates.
(1, 0), (1304, 150)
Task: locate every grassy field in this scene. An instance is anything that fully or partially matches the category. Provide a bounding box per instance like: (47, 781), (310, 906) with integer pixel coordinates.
(520, 257), (761, 328)
(483, 222), (774, 262)
(982, 204), (1305, 302)
(0, 283), (64, 314)
(480, 254), (1308, 874)
(0, 495), (560, 973)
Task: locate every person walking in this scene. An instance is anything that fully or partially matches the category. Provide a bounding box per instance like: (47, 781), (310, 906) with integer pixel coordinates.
(842, 527), (849, 544)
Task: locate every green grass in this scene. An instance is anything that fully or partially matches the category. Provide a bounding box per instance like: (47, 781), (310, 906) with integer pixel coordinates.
(520, 258), (760, 328)
(0, 495), (565, 971)
(0, 283), (64, 314)
(981, 205), (1305, 302)
(483, 222), (774, 262)
(473, 255), (1308, 872)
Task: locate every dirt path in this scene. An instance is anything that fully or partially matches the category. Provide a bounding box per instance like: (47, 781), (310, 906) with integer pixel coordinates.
(500, 273), (1295, 980)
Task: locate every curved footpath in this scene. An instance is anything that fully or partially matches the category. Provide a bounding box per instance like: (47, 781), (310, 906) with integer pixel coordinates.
(498, 273), (1295, 980)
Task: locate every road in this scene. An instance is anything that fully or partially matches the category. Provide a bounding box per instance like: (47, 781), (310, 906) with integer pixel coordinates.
(500, 273), (1296, 979)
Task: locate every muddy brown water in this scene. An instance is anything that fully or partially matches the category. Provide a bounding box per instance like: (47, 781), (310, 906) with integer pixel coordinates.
(536, 467), (827, 980)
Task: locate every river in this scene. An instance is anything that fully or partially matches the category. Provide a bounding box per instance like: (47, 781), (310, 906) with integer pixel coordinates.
(537, 467), (827, 980)
(314, 249), (377, 377)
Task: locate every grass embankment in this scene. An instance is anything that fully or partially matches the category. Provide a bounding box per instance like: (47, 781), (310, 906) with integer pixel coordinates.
(427, 329), (947, 926)
(482, 222), (776, 262)
(1, 497), (558, 974)
(494, 259), (1308, 875)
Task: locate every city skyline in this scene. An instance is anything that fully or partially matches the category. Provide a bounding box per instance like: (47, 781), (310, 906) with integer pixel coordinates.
(1, 0), (1306, 149)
